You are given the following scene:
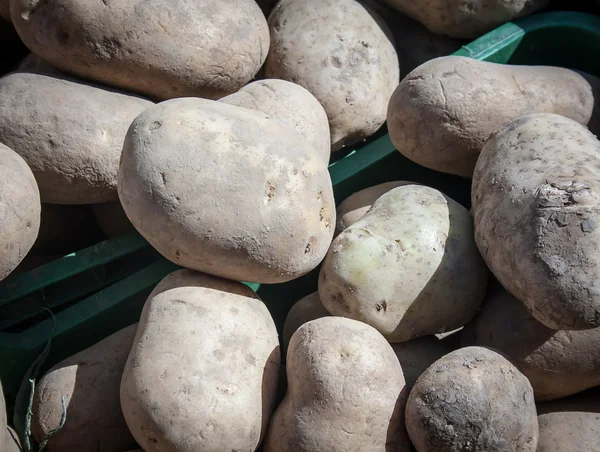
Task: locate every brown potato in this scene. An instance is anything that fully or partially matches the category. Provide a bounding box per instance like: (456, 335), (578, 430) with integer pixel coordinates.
(282, 292), (330, 349)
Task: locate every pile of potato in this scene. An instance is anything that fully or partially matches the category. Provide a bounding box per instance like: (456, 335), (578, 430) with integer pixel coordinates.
(0, 0), (599, 451)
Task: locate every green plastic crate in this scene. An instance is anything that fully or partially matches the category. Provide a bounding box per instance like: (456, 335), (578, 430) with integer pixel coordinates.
(2, 9), (600, 416)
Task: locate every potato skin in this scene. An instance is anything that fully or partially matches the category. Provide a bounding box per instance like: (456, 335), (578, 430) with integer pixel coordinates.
(472, 113), (600, 330)
(10, 0), (269, 100)
(4, 427), (21, 452)
(118, 98), (334, 283)
(388, 56), (595, 177)
(120, 269), (280, 452)
(264, 316), (410, 452)
(319, 185), (488, 342)
(282, 292), (330, 349)
(32, 324), (138, 452)
(0, 142), (40, 281)
(406, 346), (538, 452)
(265, 0), (399, 151)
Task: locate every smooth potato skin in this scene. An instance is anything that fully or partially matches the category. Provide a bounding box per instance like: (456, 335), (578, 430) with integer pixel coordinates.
(10, 0), (269, 100)
(264, 317), (410, 452)
(120, 270), (280, 452)
(319, 185), (488, 342)
(406, 347), (538, 452)
(472, 113), (600, 330)
(265, 0), (399, 151)
(388, 56), (594, 177)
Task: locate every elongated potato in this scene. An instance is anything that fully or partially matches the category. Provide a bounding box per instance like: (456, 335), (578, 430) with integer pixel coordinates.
(118, 98), (334, 283)
(473, 113), (600, 330)
(32, 324), (138, 452)
(282, 292), (330, 349)
(264, 316), (410, 452)
(0, 142), (40, 281)
(319, 185), (488, 342)
(121, 270), (280, 452)
(388, 56), (595, 177)
(11, 0), (269, 100)
(406, 346), (538, 452)
(265, 0), (399, 151)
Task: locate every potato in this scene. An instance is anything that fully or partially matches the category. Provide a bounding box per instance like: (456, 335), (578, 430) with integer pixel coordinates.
(536, 387), (600, 452)
(0, 71), (153, 204)
(118, 98), (334, 283)
(92, 202), (135, 238)
(221, 79), (331, 162)
(264, 316), (410, 452)
(11, 0), (269, 101)
(379, 0), (549, 38)
(2, 383), (22, 452)
(391, 336), (452, 390)
(17, 52), (62, 75)
(121, 269), (280, 452)
(265, 0), (399, 151)
(388, 56), (595, 177)
(319, 185), (488, 342)
(577, 70), (600, 136)
(0, 142), (40, 281)
(406, 346), (538, 452)
(31, 324), (138, 452)
(282, 292), (330, 349)
(4, 427), (21, 452)
(472, 113), (600, 330)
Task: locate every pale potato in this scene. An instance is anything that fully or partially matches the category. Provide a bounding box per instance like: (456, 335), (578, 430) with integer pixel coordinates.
(92, 201), (135, 238)
(282, 292), (330, 349)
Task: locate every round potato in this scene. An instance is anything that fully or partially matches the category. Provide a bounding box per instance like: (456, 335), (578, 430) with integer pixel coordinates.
(32, 324), (138, 452)
(221, 79), (331, 162)
(121, 269), (280, 452)
(0, 71), (153, 204)
(282, 292), (330, 349)
(319, 185), (488, 342)
(265, 0), (399, 151)
(264, 316), (410, 452)
(406, 346), (538, 452)
(388, 56), (595, 178)
(391, 336), (452, 390)
(11, 0), (269, 100)
(473, 113), (600, 330)
(118, 98), (334, 283)
(0, 142), (40, 281)
(92, 202), (135, 238)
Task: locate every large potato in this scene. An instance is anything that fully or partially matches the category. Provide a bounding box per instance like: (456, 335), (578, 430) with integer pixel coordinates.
(406, 346), (538, 452)
(32, 324), (138, 452)
(265, 0), (399, 151)
(0, 71), (153, 204)
(282, 292), (330, 349)
(0, 142), (40, 281)
(118, 98), (334, 283)
(121, 269), (280, 452)
(388, 56), (595, 177)
(473, 113), (600, 330)
(264, 316), (410, 452)
(10, 0), (269, 100)
(319, 185), (488, 342)
(221, 79), (331, 162)
(379, 0), (549, 38)
(463, 283), (600, 401)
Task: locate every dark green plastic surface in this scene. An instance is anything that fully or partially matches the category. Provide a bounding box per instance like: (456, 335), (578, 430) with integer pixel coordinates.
(2, 10), (600, 414)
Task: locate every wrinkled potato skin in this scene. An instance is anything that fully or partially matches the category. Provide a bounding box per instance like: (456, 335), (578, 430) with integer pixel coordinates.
(0, 71), (153, 204)
(10, 0), (269, 100)
(265, 0), (399, 151)
(121, 270), (280, 452)
(473, 114), (600, 330)
(92, 201), (135, 238)
(406, 347), (538, 452)
(464, 284), (600, 401)
(282, 292), (330, 349)
(0, 142), (40, 281)
(319, 185), (488, 342)
(391, 337), (451, 390)
(221, 79), (331, 162)
(388, 56), (595, 178)
(264, 317), (410, 452)
(379, 0), (549, 38)
(118, 98), (334, 283)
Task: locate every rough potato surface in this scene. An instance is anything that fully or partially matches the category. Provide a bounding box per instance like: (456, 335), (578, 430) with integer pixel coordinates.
(0, 142), (40, 281)
(319, 185), (488, 342)
(388, 56), (595, 177)
(265, 0), (399, 151)
(282, 292), (330, 349)
(264, 317), (410, 452)
(473, 113), (600, 330)
(406, 346), (538, 452)
(118, 98), (334, 283)
(121, 270), (280, 452)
